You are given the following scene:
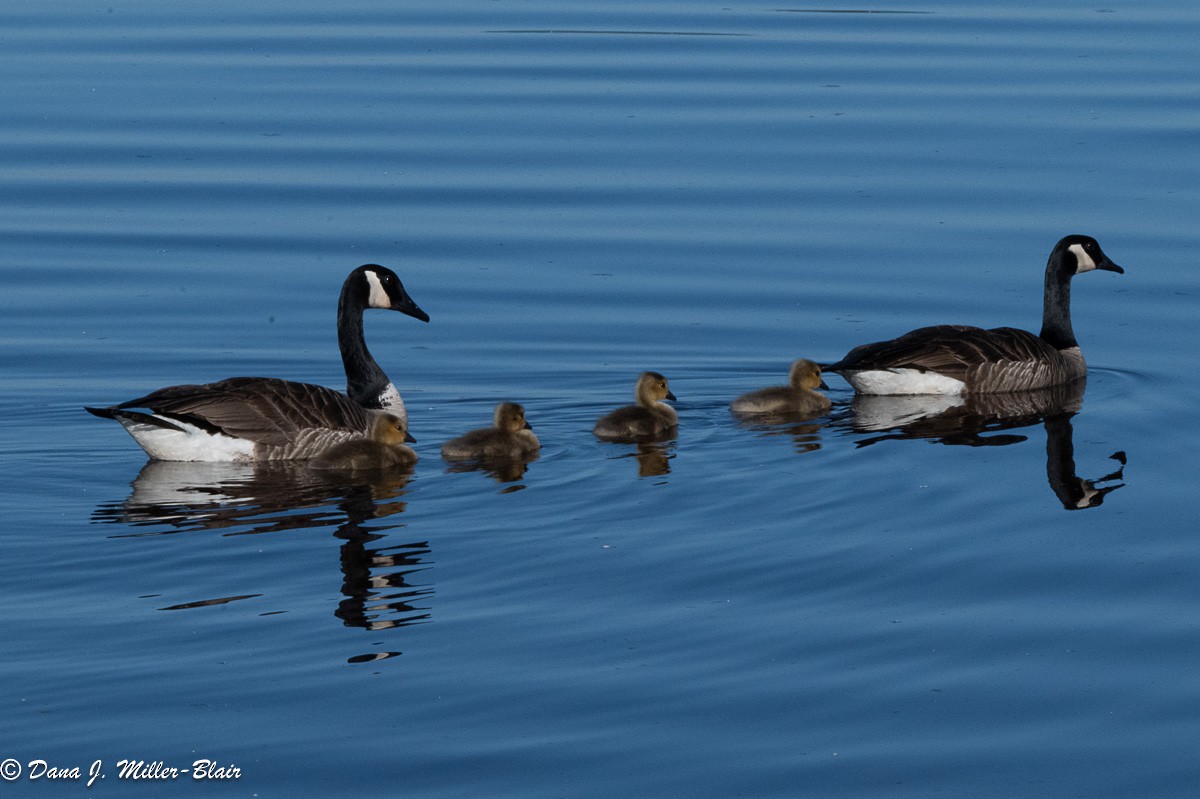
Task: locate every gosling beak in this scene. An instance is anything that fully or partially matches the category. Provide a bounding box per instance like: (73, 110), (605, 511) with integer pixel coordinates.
(665, 390), (677, 402)
(524, 421), (533, 431)
(405, 431), (417, 443)
(819, 379), (830, 390)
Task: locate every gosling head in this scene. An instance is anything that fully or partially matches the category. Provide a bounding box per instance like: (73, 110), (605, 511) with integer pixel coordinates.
(493, 402), (532, 433)
(788, 359), (828, 392)
(372, 412), (415, 445)
(635, 371), (676, 404)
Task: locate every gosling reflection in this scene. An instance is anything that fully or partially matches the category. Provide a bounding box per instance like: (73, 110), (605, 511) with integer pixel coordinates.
(734, 419), (824, 454)
(631, 441), (672, 477)
(446, 458), (534, 486)
(91, 460), (431, 655)
(841, 379), (1125, 509)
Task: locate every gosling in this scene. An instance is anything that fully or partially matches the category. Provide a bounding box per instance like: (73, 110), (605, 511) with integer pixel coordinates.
(593, 371), (678, 442)
(441, 402), (540, 462)
(311, 412), (418, 471)
(731, 359), (831, 419)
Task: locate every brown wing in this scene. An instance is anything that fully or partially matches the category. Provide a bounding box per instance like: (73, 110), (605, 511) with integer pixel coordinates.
(831, 325), (1059, 382)
(115, 377), (373, 446)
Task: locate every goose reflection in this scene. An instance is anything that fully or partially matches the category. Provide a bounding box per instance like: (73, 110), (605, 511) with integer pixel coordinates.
(841, 378), (1125, 509)
(91, 461), (431, 660)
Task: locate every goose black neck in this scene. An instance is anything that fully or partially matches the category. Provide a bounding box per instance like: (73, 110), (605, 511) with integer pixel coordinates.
(338, 286), (390, 409)
(1040, 259), (1077, 350)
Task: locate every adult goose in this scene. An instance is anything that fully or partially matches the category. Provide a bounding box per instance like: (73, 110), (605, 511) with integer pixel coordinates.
(827, 235), (1123, 395)
(86, 264), (428, 461)
(87, 378), (415, 462)
(593, 371), (678, 442)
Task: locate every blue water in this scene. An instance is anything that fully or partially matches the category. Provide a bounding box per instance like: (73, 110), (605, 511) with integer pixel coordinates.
(3, 1), (1200, 796)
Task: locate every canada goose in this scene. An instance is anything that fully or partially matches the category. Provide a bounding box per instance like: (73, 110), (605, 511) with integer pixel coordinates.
(827, 235), (1123, 395)
(86, 264), (428, 461)
(731, 359), (831, 419)
(311, 412), (418, 471)
(441, 402), (540, 462)
(87, 377), (413, 462)
(593, 371), (678, 442)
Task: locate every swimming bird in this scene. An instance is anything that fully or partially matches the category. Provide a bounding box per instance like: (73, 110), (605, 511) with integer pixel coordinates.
(86, 264), (429, 460)
(311, 412), (418, 471)
(826, 235), (1123, 395)
(731, 359), (831, 419)
(593, 371), (678, 442)
(441, 402), (540, 462)
(88, 377), (413, 462)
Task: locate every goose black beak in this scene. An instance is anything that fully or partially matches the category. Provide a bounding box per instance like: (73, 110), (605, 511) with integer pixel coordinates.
(1098, 259), (1124, 275)
(397, 296), (430, 323)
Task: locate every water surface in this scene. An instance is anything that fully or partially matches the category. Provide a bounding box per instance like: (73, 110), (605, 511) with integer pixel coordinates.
(2, 1), (1199, 796)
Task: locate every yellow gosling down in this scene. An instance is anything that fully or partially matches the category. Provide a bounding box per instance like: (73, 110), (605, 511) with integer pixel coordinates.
(593, 371), (678, 442)
(311, 412), (418, 470)
(441, 402), (540, 462)
(731, 359), (831, 419)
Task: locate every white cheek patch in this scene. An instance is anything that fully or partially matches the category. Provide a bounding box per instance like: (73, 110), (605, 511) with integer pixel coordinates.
(1069, 243), (1097, 273)
(364, 270), (392, 309)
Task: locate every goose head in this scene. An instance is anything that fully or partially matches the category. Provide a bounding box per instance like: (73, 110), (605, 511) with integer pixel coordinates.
(1054, 235), (1124, 278)
(788, 359), (829, 392)
(372, 412), (416, 445)
(493, 402), (532, 433)
(347, 264), (431, 322)
(635, 371), (676, 406)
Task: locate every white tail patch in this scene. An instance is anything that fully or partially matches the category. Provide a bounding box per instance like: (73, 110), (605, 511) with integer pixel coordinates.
(116, 416), (256, 461)
(1069, 243), (1097, 273)
(842, 368), (966, 396)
